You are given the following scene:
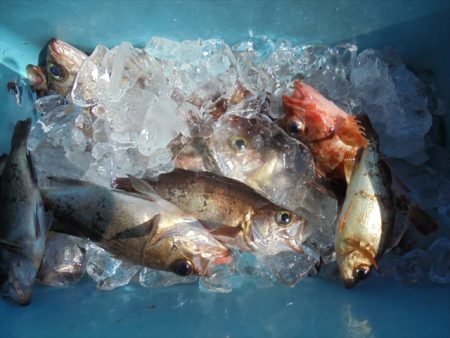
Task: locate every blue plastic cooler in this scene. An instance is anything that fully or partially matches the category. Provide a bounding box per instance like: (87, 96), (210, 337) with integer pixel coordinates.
(1, 1), (450, 337)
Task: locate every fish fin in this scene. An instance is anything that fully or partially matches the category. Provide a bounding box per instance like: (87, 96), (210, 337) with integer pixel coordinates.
(335, 115), (368, 148)
(47, 176), (91, 187)
(0, 239), (21, 253)
(111, 214), (160, 240)
(11, 118), (32, 150)
(126, 175), (159, 202)
(27, 152), (38, 185)
(343, 158), (356, 184)
(111, 177), (134, 192)
(210, 226), (242, 238)
(34, 202), (53, 240)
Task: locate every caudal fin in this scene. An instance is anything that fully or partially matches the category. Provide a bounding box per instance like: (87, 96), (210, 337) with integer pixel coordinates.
(11, 118), (32, 151)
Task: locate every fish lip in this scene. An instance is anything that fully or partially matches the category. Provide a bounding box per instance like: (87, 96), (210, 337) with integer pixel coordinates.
(342, 277), (358, 288)
(2, 281), (33, 306)
(26, 65), (46, 85)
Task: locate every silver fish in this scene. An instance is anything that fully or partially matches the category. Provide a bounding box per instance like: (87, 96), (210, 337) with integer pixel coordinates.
(41, 177), (231, 277)
(0, 119), (51, 305)
(334, 141), (394, 288)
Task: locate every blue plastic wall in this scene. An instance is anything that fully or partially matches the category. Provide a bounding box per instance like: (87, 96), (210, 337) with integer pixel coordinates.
(1, 1), (450, 337)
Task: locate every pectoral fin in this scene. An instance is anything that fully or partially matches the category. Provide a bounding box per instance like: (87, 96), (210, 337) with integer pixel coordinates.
(335, 115), (368, 148)
(111, 177), (134, 192)
(111, 214), (160, 240)
(210, 226), (242, 238)
(126, 175), (159, 202)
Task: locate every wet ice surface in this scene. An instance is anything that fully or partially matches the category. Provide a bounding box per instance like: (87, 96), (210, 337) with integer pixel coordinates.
(26, 36), (450, 289)
(37, 232), (86, 287)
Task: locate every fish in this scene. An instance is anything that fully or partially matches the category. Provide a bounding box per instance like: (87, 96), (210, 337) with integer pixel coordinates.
(114, 169), (310, 255)
(41, 176), (231, 277)
(279, 80), (368, 182)
(172, 113), (338, 244)
(334, 139), (393, 288)
(46, 38), (87, 96)
(0, 154), (7, 175)
(27, 38), (87, 97)
(0, 118), (51, 305)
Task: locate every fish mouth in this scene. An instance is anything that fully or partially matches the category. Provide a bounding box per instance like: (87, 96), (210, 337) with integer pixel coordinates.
(3, 280), (33, 306)
(26, 65), (46, 86)
(199, 249), (232, 277)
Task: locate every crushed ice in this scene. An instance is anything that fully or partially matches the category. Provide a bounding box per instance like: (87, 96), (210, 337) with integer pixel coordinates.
(26, 36), (450, 290)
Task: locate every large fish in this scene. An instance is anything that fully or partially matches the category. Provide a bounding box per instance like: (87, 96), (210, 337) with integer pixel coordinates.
(41, 177), (230, 277)
(0, 119), (51, 305)
(334, 140), (393, 288)
(114, 169), (309, 255)
(27, 38), (87, 97)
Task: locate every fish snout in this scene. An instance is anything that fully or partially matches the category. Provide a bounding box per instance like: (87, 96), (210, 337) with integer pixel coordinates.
(3, 279), (33, 306)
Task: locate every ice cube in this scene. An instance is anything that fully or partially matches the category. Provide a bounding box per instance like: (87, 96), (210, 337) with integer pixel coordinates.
(37, 232), (86, 287)
(198, 265), (234, 293)
(71, 45), (109, 107)
(97, 262), (140, 291)
(427, 237), (450, 284)
(34, 94), (69, 114)
(350, 49), (432, 159)
(85, 242), (139, 290)
(394, 249), (430, 285)
(257, 247), (320, 286)
(139, 268), (197, 288)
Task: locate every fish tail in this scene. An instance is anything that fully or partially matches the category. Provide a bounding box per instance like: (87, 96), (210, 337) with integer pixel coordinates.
(11, 118), (32, 151)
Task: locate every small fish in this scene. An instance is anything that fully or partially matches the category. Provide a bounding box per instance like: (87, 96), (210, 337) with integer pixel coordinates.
(0, 119), (51, 305)
(46, 38), (87, 96)
(334, 139), (393, 288)
(279, 80), (368, 182)
(114, 169), (310, 254)
(41, 177), (230, 277)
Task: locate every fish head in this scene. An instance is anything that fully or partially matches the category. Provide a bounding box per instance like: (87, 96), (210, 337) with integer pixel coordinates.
(208, 114), (267, 172)
(337, 248), (374, 288)
(281, 81), (337, 143)
(143, 219), (231, 277)
(251, 205), (310, 254)
(0, 253), (36, 306)
(46, 38), (87, 96)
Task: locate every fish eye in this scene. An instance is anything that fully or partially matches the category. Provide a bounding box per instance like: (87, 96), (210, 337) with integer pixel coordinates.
(353, 265), (371, 282)
(228, 136), (247, 152)
(171, 259), (193, 276)
(47, 62), (67, 81)
(287, 120), (303, 136)
(276, 210), (293, 227)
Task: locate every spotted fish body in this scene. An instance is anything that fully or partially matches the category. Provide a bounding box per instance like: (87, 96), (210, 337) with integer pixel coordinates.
(41, 177), (230, 277)
(0, 119), (50, 305)
(114, 169), (310, 255)
(334, 142), (393, 288)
